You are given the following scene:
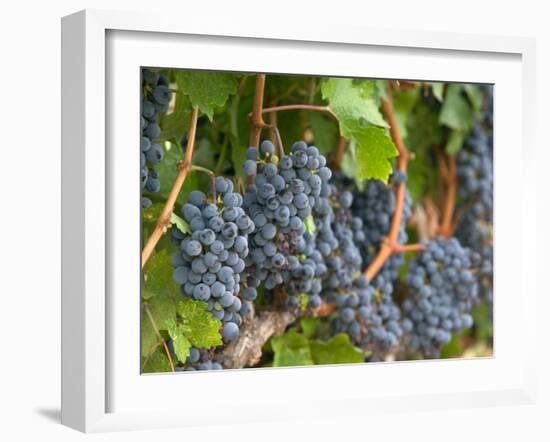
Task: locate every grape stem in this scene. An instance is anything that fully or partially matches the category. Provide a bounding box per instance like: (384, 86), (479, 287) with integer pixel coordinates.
(364, 90), (420, 282)
(141, 105), (199, 267)
(144, 304), (175, 372)
(249, 74), (268, 148)
(190, 165), (217, 203)
(436, 147), (457, 238)
(332, 136), (347, 171)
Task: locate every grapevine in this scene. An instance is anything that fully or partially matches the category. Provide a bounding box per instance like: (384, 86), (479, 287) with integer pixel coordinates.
(140, 70), (493, 372)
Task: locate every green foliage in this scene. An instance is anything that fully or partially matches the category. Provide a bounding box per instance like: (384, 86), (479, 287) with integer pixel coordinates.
(440, 333), (464, 359)
(299, 317), (320, 339)
(321, 78), (388, 130)
(430, 82), (445, 102)
(174, 71), (239, 120)
(170, 212), (190, 235)
(354, 127), (398, 182)
(310, 334), (364, 365)
(157, 92), (191, 145)
(393, 88), (420, 139)
(142, 249), (180, 302)
(271, 329), (365, 367)
(176, 299), (223, 348)
(308, 111), (338, 155)
(166, 320), (192, 363)
(271, 330), (314, 367)
(321, 78), (397, 182)
(439, 84), (473, 132)
(142, 348), (172, 373)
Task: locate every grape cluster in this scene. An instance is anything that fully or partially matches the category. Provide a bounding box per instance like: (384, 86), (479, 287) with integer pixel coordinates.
(243, 140), (331, 307)
(456, 90), (493, 302)
(401, 237), (480, 356)
(141, 69), (172, 208)
(171, 176), (256, 343)
(175, 347), (224, 371)
(332, 275), (403, 350)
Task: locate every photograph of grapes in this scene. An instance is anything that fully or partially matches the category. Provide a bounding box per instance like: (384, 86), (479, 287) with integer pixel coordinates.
(140, 69), (493, 373)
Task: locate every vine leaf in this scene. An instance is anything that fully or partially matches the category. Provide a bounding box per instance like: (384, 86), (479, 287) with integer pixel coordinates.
(176, 298), (223, 348)
(310, 333), (364, 365)
(142, 249), (181, 301)
(271, 330), (314, 367)
(321, 78), (397, 182)
(167, 320), (192, 363)
(157, 92), (191, 145)
(175, 71), (239, 120)
(170, 212), (190, 235)
(354, 126), (398, 182)
(299, 317), (320, 339)
(431, 82), (445, 102)
(308, 111), (338, 155)
(445, 129), (466, 155)
(142, 348), (171, 373)
(439, 84), (473, 132)
(321, 78), (389, 131)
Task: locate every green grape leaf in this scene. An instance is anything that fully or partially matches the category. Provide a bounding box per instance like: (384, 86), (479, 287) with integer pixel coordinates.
(142, 347), (171, 373)
(393, 88), (420, 140)
(153, 141), (199, 205)
(176, 298), (223, 348)
(166, 319), (192, 363)
(141, 312), (159, 357)
(170, 212), (190, 235)
(271, 330), (314, 367)
(142, 203), (165, 243)
(354, 126), (398, 183)
(463, 84), (483, 114)
(304, 215), (316, 234)
(300, 317), (320, 339)
(175, 71), (239, 120)
(440, 334), (464, 359)
(310, 333), (363, 365)
(142, 249), (181, 302)
(321, 78), (389, 132)
(308, 111), (338, 155)
(406, 101), (444, 154)
(439, 84), (473, 131)
(431, 82), (445, 102)
(445, 129), (466, 155)
(157, 92), (192, 144)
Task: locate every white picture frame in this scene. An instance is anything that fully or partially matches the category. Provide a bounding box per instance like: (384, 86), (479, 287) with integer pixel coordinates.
(61, 9), (537, 433)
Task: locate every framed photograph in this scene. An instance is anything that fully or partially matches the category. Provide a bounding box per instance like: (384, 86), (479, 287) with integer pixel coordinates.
(61, 9), (537, 433)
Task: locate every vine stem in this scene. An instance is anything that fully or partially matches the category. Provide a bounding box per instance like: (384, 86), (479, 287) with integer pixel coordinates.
(144, 305), (175, 372)
(332, 136), (347, 170)
(249, 74), (268, 148)
(364, 91), (417, 282)
(141, 106), (199, 268)
(437, 148), (457, 238)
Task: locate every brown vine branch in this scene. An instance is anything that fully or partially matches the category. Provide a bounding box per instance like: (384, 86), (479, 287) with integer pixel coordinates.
(437, 148), (457, 238)
(364, 92), (414, 282)
(141, 106), (199, 268)
(332, 136), (347, 171)
(249, 74), (268, 148)
(144, 305), (175, 372)
(216, 309), (297, 369)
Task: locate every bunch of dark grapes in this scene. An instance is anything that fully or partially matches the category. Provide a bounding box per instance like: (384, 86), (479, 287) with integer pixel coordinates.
(337, 174), (412, 350)
(171, 176), (256, 345)
(141, 69), (172, 208)
(243, 140), (331, 307)
(456, 88), (493, 302)
(175, 347), (224, 371)
(401, 236), (480, 357)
